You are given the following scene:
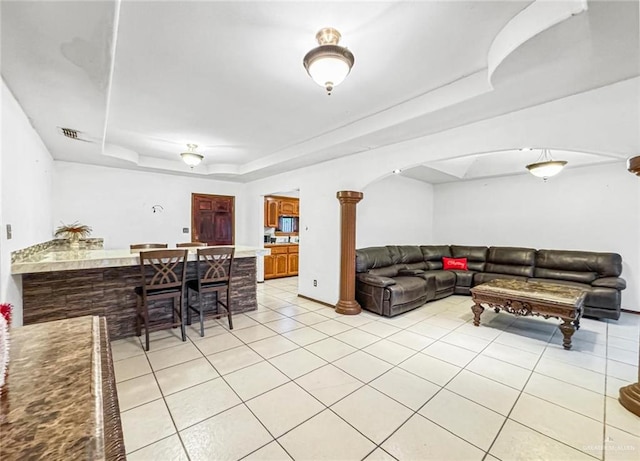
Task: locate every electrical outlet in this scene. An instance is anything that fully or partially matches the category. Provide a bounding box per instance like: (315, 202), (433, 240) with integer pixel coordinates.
(6, 224), (12, 240)
(313, 279), (317, 287)
(183, 228), (189, 234)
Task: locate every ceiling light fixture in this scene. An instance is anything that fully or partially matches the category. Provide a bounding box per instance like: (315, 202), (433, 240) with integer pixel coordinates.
(393, 169), (402, 174)
(525, 148), (567, 180)
(180, 144), (203, 167)
(303, 27), (355, 95)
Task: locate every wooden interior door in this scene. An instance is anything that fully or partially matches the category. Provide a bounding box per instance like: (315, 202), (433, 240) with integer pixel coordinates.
(192, 194), (235, 245)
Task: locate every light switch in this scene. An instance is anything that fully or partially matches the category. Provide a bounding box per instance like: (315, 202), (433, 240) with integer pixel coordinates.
(183, 228), (189, 234)
(6, 224), (12, 240)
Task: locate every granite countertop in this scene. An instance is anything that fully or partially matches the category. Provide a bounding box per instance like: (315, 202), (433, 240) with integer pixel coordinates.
(264, 243), (299, 246)
(12, 245), (269, 274)
(0, 316), (123, 459)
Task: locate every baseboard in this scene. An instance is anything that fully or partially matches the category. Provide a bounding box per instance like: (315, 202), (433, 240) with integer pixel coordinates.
(297, 294), (335, 308)
(621, 308), (640, 315)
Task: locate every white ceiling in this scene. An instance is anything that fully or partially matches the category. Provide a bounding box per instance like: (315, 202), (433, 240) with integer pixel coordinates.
(1, 0), (638, 183)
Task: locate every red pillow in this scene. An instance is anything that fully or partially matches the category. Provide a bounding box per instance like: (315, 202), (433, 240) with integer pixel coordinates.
(443, 257), (468, 271)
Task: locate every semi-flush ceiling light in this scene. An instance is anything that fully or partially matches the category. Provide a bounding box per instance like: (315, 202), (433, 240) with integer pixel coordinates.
(180, 144), (203, 167)
(303, 27), (355, 95)
(525, 148), (567, 179)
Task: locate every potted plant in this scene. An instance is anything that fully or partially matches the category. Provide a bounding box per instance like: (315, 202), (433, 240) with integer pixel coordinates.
(54, 221), (92, 249)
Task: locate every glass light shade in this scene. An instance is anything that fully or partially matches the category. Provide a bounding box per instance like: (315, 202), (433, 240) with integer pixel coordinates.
(180, 144), (203, 167)
(307, 56), (351, 89)
(526, 160), (567, 178)
(303, 28), (354, 94)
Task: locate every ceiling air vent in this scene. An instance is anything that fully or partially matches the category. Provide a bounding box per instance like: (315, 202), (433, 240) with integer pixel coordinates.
(57, 127), (90, 142)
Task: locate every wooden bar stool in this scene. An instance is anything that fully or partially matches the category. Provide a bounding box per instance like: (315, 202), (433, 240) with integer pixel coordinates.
(135, 249), (188, 351)
(130, 243), (168, 250)
(176, 242), (207, 248)
(186, 247), (235, 337)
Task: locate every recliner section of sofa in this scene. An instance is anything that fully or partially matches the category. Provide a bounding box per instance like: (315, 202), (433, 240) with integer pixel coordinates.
(355, 245), (626, 320)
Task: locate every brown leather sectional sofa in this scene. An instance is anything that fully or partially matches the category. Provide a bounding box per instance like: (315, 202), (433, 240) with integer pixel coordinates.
(355, 245), (626, 320)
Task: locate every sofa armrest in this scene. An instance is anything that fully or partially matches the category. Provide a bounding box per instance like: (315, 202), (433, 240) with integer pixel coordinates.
(591, 277), (626, 290)
(398, 268), (425, 276)
(357, 273), (396, 288)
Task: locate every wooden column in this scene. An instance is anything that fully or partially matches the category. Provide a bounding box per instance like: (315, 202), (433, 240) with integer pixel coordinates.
(619, 155), (640, 416)
(335, 191), (364, 315)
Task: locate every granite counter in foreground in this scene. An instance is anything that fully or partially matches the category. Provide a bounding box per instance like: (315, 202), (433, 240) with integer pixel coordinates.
(12, 245), (268, 339)
(0, 316), (125, 460)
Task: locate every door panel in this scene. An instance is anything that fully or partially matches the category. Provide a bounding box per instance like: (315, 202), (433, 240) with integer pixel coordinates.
(275, 254), (288, 276)
(287, 253), (299, 275)
(264, 255), (275, 279)
(192, 194), (235, 245)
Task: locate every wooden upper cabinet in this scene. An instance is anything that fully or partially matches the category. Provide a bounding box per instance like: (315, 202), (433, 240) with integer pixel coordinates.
(279, 199), (297, 216)
(264, 198), (279, 227)
(264, 196), (299, 227)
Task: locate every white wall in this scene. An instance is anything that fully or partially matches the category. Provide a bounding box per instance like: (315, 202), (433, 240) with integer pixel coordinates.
(239, 78), (637, 307)
(357, 175), (434, 248)
(53, 162), (244, 249)
(1, 80), (54, 326)
(433, 163), (639, 311)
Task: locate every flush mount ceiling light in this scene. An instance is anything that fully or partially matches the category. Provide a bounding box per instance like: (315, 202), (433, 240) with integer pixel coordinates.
(303, 27), (355, 95)
(392, 169), (402, 174)
(180, 144), (203, 167)
(525, 148), (567, 180)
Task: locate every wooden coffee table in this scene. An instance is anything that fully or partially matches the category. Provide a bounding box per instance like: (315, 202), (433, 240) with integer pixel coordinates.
(470, 279), (586, 350)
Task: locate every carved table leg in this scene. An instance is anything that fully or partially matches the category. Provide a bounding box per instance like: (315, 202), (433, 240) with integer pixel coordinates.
(471, 303), (484, 326)
(559, 318), (575, 350)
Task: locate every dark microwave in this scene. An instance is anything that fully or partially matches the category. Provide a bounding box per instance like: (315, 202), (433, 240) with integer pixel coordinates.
(279, 216), (299, 233)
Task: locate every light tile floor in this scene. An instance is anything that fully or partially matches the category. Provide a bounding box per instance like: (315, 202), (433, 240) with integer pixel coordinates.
(113, 277), (640, 460)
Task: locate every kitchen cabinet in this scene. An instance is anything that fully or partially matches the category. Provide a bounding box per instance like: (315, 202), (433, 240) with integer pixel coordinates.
(264, 244), (298, 279)
(264, 198), (279, 228)
(287, 254), (299, 275)
(279, 199), (297, 216)
(264, 196), (299, 228)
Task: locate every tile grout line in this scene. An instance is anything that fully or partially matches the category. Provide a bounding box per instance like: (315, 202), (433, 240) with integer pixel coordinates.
(117, 286), (631, 460)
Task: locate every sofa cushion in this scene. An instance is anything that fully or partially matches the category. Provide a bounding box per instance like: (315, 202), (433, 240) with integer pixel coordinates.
(534, 250), (622, 283)
(485, 247), (536, 277)
(424, 270), (456, 292)
(452, 270), (475, 288)
(451, 245), (488, 271)
(369, 265), (400, 278)
(443, 257), (467, 271)
(396, 245), (425, 264)
(474, 272), (528, 285)
(356, 247), (392, 273)
(420, 245), (452, 270)
(387, 276), (430, 306)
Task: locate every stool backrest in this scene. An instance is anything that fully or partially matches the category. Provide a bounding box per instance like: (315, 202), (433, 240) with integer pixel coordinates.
(139, 249), (188, 294)
(131, 243), (168, 250)
(176, 242), (207, 248)
(196, 247), (235, 286)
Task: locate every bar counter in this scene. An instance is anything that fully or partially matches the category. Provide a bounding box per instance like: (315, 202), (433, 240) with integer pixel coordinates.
(12, 245), (268, 340)
(0, 316), (125, 460)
